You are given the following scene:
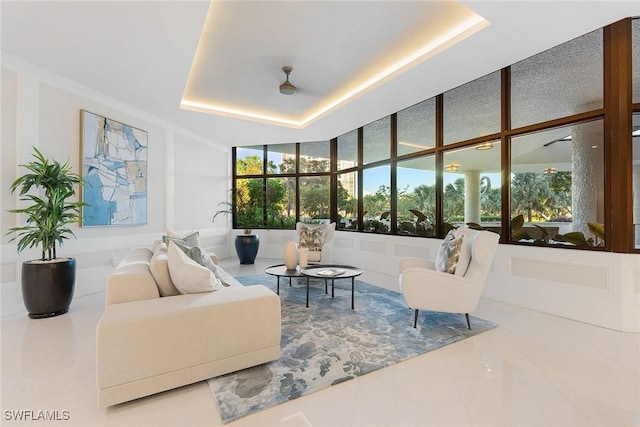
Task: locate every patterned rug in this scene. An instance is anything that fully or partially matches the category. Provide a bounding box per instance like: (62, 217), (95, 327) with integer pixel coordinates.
(208, 274), (497, 424)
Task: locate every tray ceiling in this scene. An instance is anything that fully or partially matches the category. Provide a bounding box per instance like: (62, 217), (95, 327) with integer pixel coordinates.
(2, 1), (639, 146)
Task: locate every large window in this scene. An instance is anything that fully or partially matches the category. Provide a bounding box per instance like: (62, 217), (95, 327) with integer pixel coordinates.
(397, 99), (436, 156)
(338, 172), (358, 230)
(337, 130), (357, 170)
(511, 29), (603, 128)
(397, 156), (436, 236)
(266, 177), (296, 228)
(511, 121), (604, 247)
(267, 143), (296, 174)
(300, 176), (330, 223)
(363, 165), (391, 233)
(300, 140), (330, 173)
(232, 18), (637, 253)
(363, 117), (390, 164)
(236, 146), (263, 175)
(234, 178), (263, 230)
(443, 141), (502, 234)
(443, 71), (501, 145)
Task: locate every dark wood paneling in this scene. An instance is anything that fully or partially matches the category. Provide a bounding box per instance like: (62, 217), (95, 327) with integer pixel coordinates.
(604, 18), (633, 253)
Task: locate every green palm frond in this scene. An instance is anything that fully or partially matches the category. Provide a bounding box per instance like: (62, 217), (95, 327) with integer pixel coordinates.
(5, 147), (87, 261)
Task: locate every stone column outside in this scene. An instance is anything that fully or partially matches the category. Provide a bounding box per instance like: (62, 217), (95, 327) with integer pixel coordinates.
(571, 121), (605, 236)
(464, 170), (481, 224)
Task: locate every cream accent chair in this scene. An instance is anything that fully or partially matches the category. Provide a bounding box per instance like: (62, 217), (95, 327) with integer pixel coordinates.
(295, 222), (336, 263)
(399, 228), (499, 329)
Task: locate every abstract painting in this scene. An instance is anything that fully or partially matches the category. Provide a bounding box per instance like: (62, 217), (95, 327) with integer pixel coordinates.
(81, 110), (148, 226)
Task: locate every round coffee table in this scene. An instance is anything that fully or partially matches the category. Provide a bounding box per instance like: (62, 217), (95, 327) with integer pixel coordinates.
(264, 264), (305, 295)
(300, 264), (363, 309)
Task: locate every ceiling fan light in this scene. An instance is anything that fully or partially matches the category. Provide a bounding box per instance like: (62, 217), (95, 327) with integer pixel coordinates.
(279, 65), (296, 95)
(279, 81), (296, 95)
(476, 142), (494, 150)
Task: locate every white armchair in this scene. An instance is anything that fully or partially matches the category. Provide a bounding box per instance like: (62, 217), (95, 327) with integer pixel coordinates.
(295, 222), (336, 263)
(399, 228), (499, 329)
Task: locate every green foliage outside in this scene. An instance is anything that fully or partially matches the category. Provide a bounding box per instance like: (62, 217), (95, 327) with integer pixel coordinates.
(231, 154), (599, 246)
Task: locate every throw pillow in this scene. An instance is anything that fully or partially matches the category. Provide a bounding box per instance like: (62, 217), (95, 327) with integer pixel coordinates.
(162, 230), (201, 248)
(435, 230), (464, 274)
(298, 223), (325, 251)
(167, 242), (223, 294)
(149, 244), (179, 297)
(172, 242), (217, 273)
(453, 227), (475, 277)
(172, 242), (231, 288)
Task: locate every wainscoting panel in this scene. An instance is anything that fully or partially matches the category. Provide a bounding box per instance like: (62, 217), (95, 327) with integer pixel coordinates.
(358, 240), (387, 255)
(394, 243), (431, 259)
(333, 236), (354, 249)
(223, 229), (639, 332)
(510, 257), (610, 291)
(266, 234), (292, 246)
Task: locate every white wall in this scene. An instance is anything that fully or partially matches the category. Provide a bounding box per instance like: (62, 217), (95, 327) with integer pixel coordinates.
(173, 133), (229, 232)
(0, 57), (231, 317)
(235, 228), (640, 333)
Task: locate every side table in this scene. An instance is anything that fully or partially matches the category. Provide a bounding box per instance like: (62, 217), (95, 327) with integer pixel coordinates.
(264, 264), (305, 295)
(300, 264), (363, 309)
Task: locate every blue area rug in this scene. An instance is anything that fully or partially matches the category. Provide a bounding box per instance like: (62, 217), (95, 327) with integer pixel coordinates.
(208, 274), (497, 424)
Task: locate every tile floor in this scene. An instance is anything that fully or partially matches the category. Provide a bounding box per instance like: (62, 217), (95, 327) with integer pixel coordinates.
(1, 258), (639, 426)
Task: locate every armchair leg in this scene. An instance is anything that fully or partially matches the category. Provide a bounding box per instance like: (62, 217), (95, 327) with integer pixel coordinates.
(465, 313), (471, 330)
(413, 309), (419, 328)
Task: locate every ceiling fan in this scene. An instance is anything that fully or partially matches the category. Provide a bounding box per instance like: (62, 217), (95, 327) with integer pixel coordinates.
(279, 66), (296, 95)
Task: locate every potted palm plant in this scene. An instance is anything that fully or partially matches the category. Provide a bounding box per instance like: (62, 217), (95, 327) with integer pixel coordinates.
(6, 147), (86, 318)
(213, 187), (262, 264)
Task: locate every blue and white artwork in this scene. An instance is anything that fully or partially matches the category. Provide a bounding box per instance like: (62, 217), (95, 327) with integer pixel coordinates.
(81, 110), (148, 226)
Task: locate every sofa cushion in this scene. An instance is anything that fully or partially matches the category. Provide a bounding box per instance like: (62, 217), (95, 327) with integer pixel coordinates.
(106, 247), (159, 305)
(149, 243), (179, 297)
(167, 242), (223, 294)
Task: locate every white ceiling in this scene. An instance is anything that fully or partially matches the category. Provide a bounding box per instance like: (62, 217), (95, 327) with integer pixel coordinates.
(2, 1), (639, 148)
(181, 1), (486, 127)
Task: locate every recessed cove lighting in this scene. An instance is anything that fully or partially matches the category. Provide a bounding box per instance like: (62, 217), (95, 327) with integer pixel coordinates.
(180, 7), (489, 129)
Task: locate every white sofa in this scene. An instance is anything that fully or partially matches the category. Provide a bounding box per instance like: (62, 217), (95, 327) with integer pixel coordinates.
(96, 247), (281, 407)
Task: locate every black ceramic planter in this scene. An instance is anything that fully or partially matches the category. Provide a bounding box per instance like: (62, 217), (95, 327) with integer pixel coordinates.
(21, 258), (76, 319)
(235, 234), (259, 264)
